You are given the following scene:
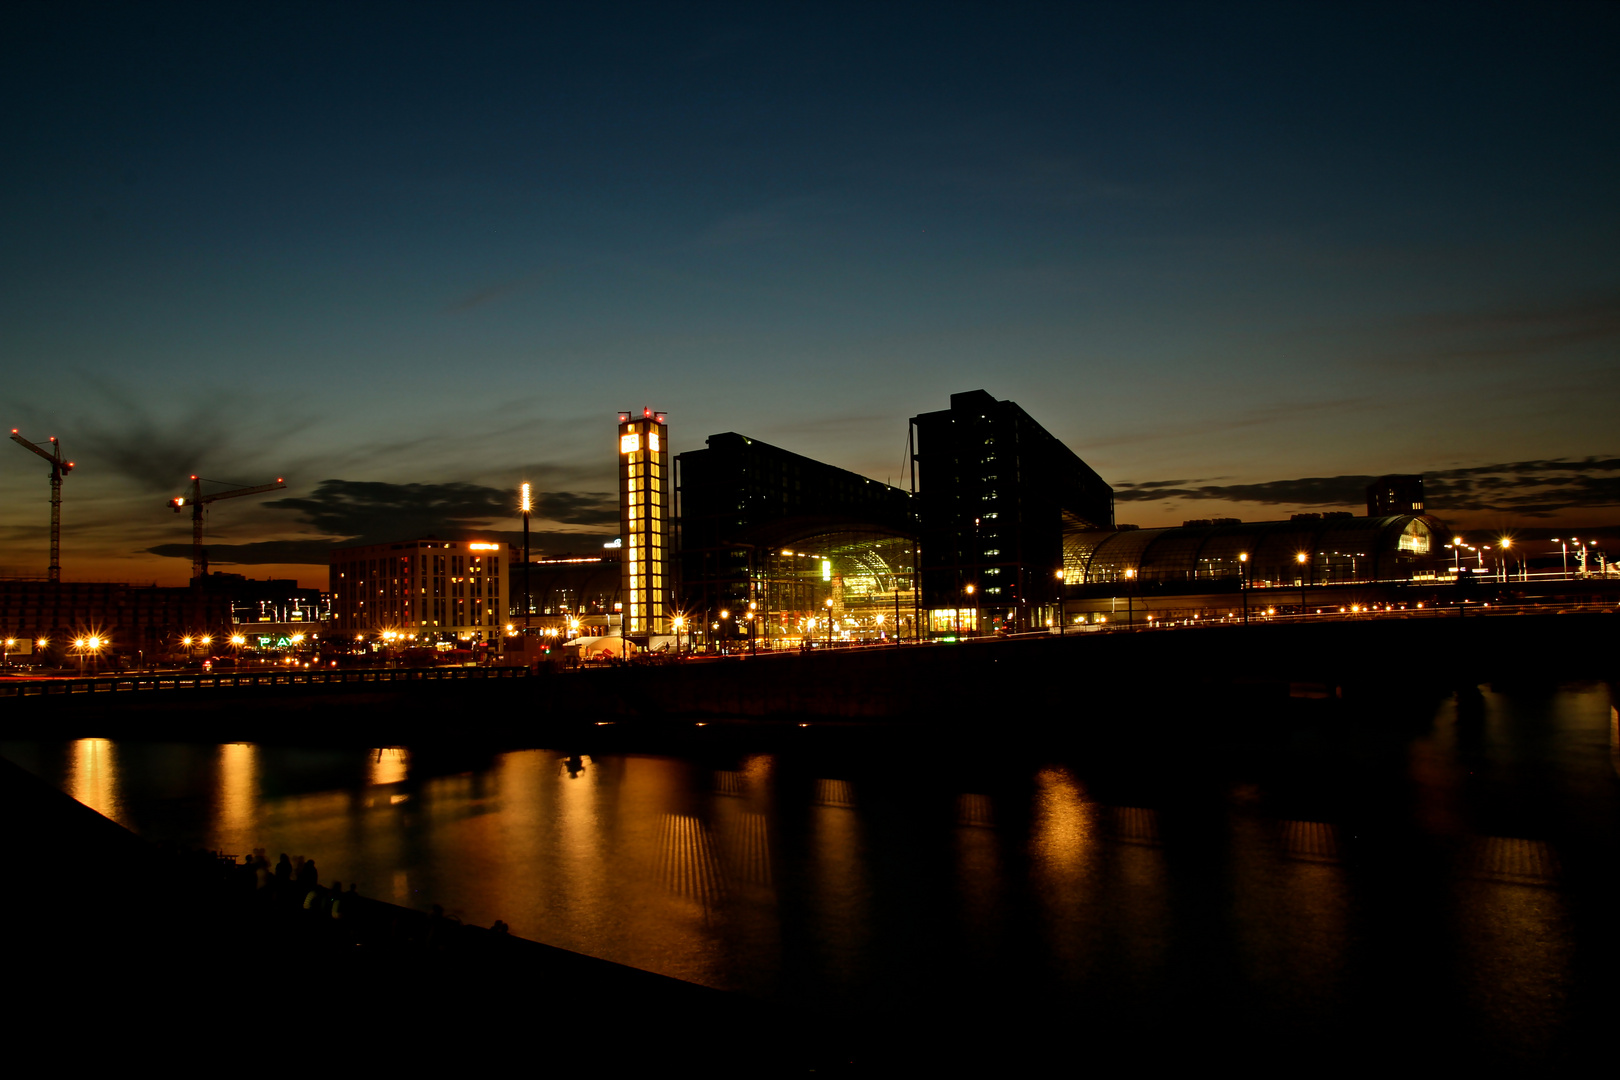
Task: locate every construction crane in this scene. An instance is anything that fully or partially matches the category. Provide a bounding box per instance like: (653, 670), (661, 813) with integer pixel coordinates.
(170, 474), (287, 582)
(9, 428), (74, 583)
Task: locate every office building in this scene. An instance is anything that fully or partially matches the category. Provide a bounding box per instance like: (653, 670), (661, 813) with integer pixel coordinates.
(1366, 475), (1426, 517)
(911, 389), (1114, 632)
(329, 537), (512, 642)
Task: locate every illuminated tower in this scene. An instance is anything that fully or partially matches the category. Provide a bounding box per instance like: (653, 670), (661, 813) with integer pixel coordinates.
(618, 408), (671, 636)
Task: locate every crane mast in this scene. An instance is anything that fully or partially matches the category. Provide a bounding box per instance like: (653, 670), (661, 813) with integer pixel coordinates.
(9, 429), (74, 583)
(170, 475), (288, 582)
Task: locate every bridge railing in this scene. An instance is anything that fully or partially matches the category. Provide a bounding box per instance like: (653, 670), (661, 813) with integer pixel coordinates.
(0, 665), (533, 698)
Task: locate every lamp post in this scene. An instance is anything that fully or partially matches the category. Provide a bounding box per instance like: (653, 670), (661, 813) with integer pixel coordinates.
(966, 583), (977, 639)
(1239, 552), (1249, 624)
(1499, 536), (1512, 582)
(719, 609), (730, 654)
(824, 597), (833, 648)
(1124, 569), (1135, 627)
(1296, 552), (1309, 615)
(2, 637), (12, 670)
(672, 615), (686, 657)
(1056, 568), (1065, 635)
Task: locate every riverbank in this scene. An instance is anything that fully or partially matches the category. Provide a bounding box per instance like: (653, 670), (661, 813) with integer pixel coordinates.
(0, 753), (838, 1067)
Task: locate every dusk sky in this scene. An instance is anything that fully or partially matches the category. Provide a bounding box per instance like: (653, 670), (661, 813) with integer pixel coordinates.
(3, 2), (1617, 588)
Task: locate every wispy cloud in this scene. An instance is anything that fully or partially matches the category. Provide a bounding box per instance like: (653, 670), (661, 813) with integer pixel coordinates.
(444, 270), (554, 314)
(1115, 456), (1620, 518)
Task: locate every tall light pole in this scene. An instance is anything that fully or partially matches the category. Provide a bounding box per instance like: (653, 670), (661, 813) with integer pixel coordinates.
(1239, 552), (1249, 624)
(1296, 552), (1309, 614)
(824, 597), (833, 648)
(520, 482), (532, 632)
(1552, 538), (1568, 577)
(1055, 568), (1065, 635)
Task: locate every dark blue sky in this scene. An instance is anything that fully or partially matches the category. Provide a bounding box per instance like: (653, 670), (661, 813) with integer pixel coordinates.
(3, 2), (1617, 584)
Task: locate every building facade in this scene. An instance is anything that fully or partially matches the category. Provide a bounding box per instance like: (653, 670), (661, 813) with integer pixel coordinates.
(1366, 474), (1426, 517)
(911, 389), (1114, 633)
(675, 431), (918, 647)
(618, 408), (672, 637)
(329, 537), (512, 642)
(0, 578), (232, 662)
(508, 548), (623, 621)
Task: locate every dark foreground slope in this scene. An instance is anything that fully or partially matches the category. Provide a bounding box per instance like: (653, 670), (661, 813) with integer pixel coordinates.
(0, 754), (833, 1069)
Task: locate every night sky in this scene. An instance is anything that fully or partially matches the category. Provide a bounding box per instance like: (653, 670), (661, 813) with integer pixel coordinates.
(3, 2), (1617, 587)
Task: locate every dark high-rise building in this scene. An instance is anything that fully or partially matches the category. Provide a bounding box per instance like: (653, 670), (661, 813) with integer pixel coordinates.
(676, 432), (917, 643)
(910, 390), (1113, 633)
(1366, 474), (1426, 517)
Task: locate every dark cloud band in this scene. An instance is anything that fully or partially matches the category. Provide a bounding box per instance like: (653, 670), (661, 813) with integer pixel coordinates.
(1116, 456), (1620, 517)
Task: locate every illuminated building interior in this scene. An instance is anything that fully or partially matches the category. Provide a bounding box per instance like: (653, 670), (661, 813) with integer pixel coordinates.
(676, 431), (917, 646)
(729, 530), (919, 647)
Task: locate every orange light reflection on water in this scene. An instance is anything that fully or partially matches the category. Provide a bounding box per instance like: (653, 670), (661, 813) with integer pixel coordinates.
(213, 742), (259, 856)
(69, 737), (124, 825)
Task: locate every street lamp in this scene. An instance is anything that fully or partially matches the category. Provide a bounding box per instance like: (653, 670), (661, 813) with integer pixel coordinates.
(1055, 568), (1065, 636)
(1123, 568), (1136, 627)
(1296, 552), (1309, 614)
(672, 615), (686, 656)
(824, 597), (833, 648)
(1239, 552), (1249, 624)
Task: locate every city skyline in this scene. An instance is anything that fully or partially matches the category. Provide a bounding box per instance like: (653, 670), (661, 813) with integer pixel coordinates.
(3, 3), (1617, 587)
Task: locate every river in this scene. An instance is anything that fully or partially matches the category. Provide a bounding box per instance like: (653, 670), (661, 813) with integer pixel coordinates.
(4, 681), (1617, 1058)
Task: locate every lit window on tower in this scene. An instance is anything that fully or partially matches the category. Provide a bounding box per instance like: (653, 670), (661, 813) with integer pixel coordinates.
(618, 408), (670, 636)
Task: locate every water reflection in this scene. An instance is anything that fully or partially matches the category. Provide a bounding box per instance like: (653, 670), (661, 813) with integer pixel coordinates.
(214, 742), (258, 856)
(69, 738), (122, 825)
(369, 747), (408, 787)
(2, 680), (1613, 1049)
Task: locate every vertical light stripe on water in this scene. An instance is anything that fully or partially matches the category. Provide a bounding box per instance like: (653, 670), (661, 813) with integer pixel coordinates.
(814, 778), (855, 807)
(213, 742), (259, 857)
(659, 813), (725, 908)
(68, 737), (123, 825)
(956, 792), (994, 828)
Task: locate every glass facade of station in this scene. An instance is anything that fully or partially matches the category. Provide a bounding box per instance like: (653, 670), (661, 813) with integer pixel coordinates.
(750, 530), (919, 646)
